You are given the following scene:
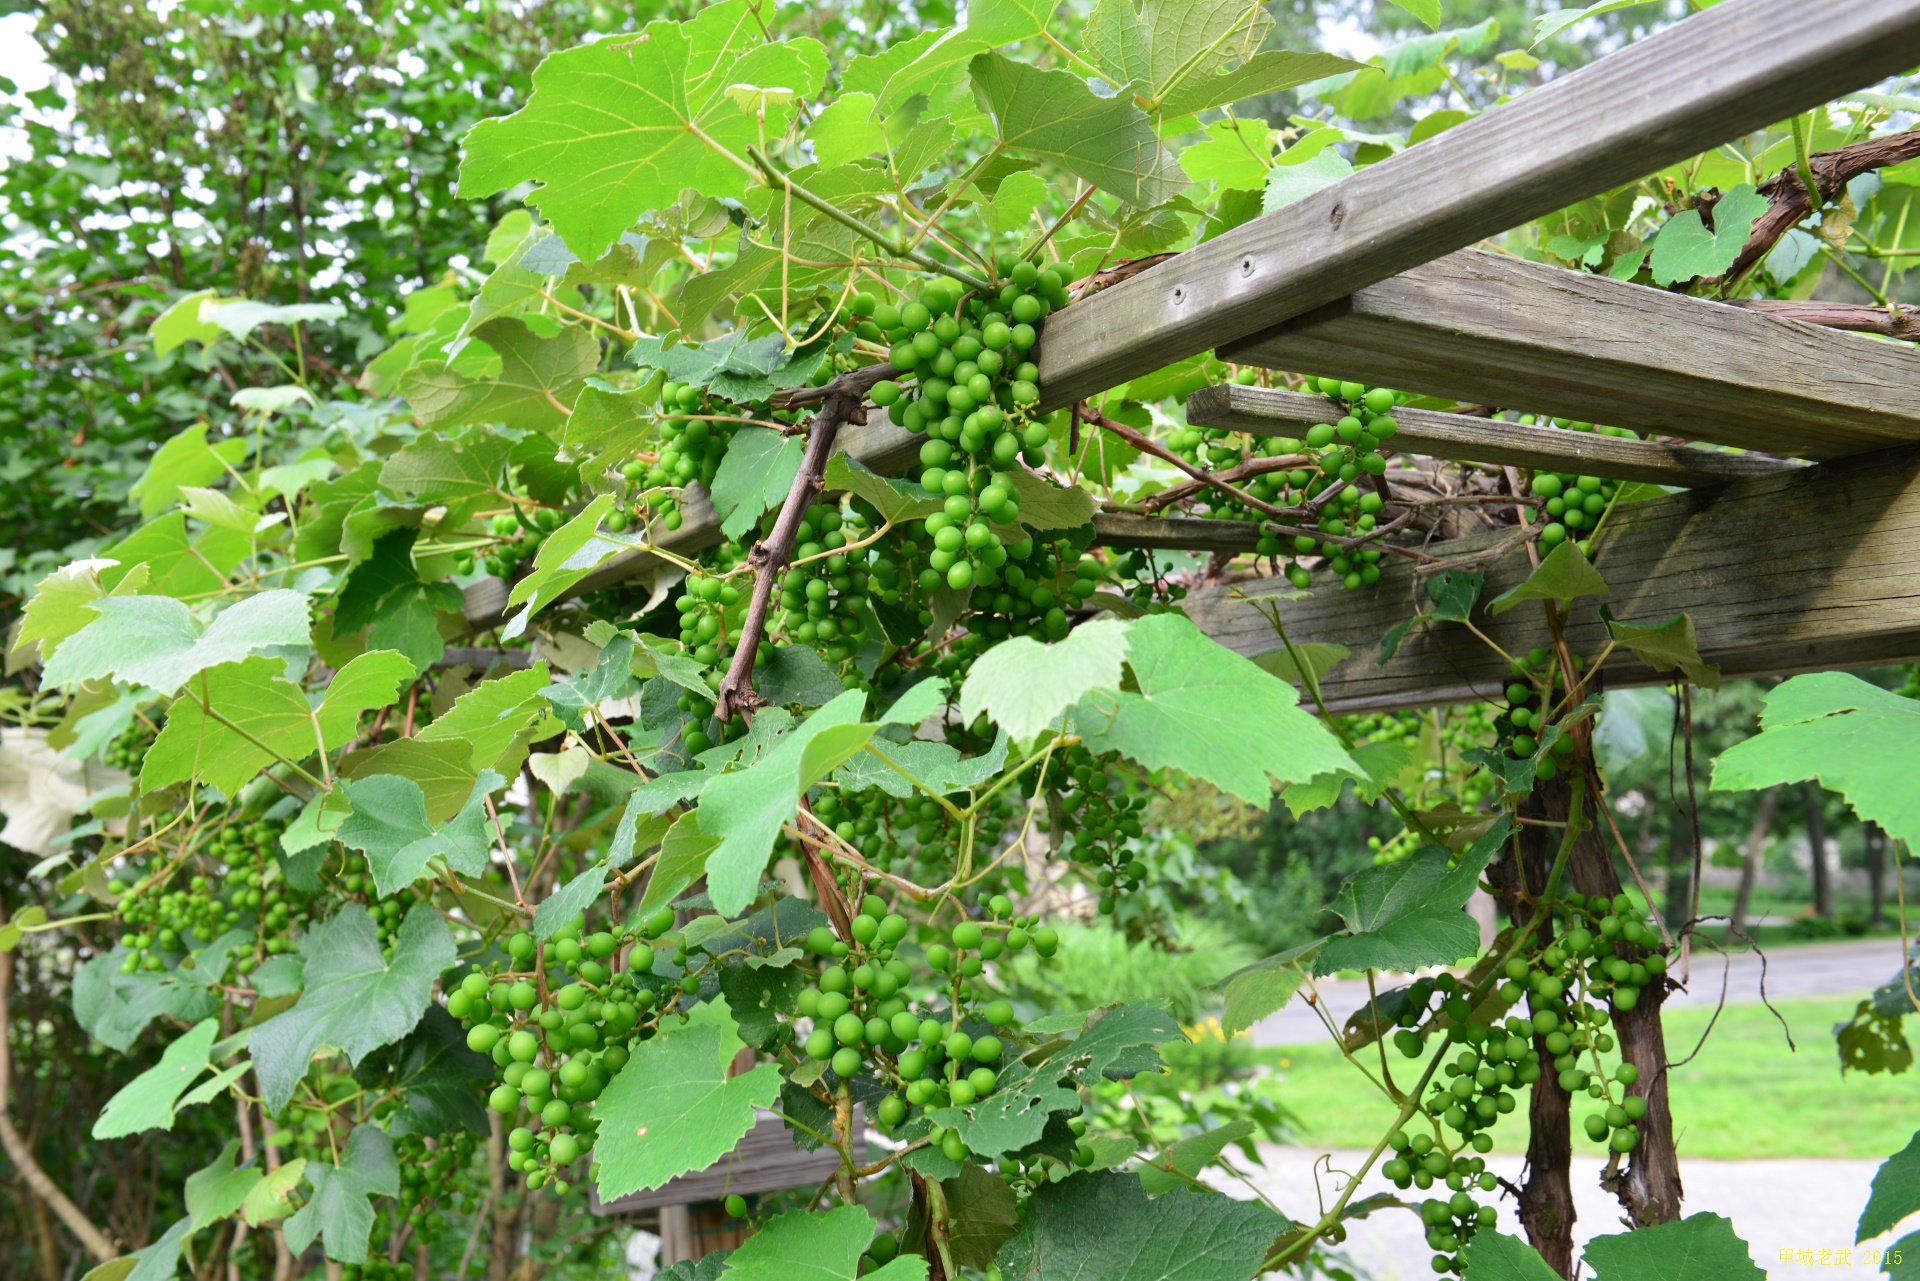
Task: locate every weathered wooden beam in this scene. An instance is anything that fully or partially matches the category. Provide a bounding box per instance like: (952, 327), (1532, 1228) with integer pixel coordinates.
(1182, 442), (1920, 713)
(1219, 249), (1920, 461)
(1035, 0), (1920, 412)
(1187, 384), (1804, 487)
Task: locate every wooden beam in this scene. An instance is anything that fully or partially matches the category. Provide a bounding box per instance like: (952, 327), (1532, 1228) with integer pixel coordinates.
(1187, 384), (1804, 487)
(1219, 249), (1920, 461)
(1035, 0), (1920, 412)
(1182, 443), (1920, 713)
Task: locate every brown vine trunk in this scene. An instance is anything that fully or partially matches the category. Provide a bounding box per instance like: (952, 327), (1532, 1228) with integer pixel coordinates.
(1866, 822), (1888, 925)
(1539, 778), (1687, 1229)
(1804, 782), (1832, 919)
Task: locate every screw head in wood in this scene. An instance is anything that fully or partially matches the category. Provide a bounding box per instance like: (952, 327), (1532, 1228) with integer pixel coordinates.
(1171, 286), (1186, 305)
(1241, 258), (1255, 277)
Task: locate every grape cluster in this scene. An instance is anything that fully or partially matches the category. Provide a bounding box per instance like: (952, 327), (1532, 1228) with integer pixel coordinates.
(790, 893), (1059, 1165)
(453, 910), (682, 1195)
(1498, 647), (1582, 777)
(775, 501), (876, 660)
(1027, 744), (1149, 915)
(389, 1130), (482, 1239)
(103, 716), (156, 772)
(804, 763), (1026, 886)
(469, 502), (564, 579)
(627, 384), (743, 532)
(1524, 462), (1622, 554)
(112, 816), (307, 972)
(676, 565), (751, 667)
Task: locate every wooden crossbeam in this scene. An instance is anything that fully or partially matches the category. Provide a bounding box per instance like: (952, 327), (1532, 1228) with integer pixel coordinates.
(1182, 443), (1920, 713)
(1187, 383), (1804, 487)
(1035, 0), (1920, 412)
(1219, 250), (1920, 461)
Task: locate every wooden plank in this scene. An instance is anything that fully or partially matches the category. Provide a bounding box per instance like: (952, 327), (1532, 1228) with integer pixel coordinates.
(1034, 0), (1920, 412)
(1182, 442), (1920, 713)
(590, 1109), (865, 1214)
(1219, 250), (1920, 461)
(1186, 383), (1804, 487)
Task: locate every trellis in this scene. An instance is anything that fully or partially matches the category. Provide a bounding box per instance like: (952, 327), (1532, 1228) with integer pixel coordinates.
(460, 0), (1920, 722)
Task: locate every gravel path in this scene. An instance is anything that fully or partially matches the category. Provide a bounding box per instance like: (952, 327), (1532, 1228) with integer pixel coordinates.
(1221, 1145), (1898, 1278)
(1248, 936), (1911, 1048)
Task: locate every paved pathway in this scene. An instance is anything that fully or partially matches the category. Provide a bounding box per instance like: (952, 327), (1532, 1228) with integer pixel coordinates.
(1249, 936), (1911, 1048)
(1219, 1146), (1895, 1279)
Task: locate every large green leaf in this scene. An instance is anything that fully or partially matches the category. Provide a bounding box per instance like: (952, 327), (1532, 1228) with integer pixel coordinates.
(502, 493), (630, 638)
(969, 53), (1185, 206)
(376, 431), (513, 513)
(945, 1164), (1022, 1270)
(711, 426), (805, 539)
(399, 318), (598, 432)
(995, 1171), (1288, 1281)
(1063, 1003), (1186, 1083)
(93, 1019), (223, 1139)
(1859, 1130), (1920, 1243)
(41, 590), (311, 694)
(1603, 609), (1720, 690)
(1136, 1119), (1256, 1195)
(1582, 1213), (1764, 1281)
(928, 1061), (1080, 1159)
(336, 737), (477, 824)
(375, 1006), (494, 1138)
(593, 1006), (782, 1201)
(184, 1141), (264, 1231)
(699, 689), (867, 916)
(1712, 672), (1920, 849)
(282, 1123), (400, 1264)
(336, 770), (502, 896)
(458, 3), (824, 263)
(14, 560), (147, 664)
(720, 1205), (926, 1281)
(1648, 184), (1769, 287)
(1314, 818), (1510, 975)
(417, 662), (557, 777)
(128, 423), (249, 519)
(959, 617), (1131, 744)
(71, 947), (222, 1052)
(251, 905), (455, 1111)
(1078, 614), (1354, 804)
(142, 650), (413, 796)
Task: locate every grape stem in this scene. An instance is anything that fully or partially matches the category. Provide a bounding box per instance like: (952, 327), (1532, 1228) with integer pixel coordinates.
(715, 363), (899, 721)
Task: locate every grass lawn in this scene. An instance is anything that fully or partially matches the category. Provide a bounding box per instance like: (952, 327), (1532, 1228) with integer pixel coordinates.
(1264, 993), (1912, 1160)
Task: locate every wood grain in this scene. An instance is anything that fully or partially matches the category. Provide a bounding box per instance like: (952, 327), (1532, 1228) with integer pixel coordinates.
(1182, 442), (1920, 712)
(1220, 250), (1920, 460)
(1034, 0), (1920, 411)
(1187, 384), (1803, 486)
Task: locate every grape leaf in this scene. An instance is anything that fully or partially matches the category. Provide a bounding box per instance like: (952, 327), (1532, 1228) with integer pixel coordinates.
(1860, 1130), (1920, 1243)
(128, 423), (249, 519)
(969, 53), (1185, 207)
(367, 1006), (494, 1138)
(1078, 613), (1355, 804)
(82, 1215), (195, 1281)
(593, 1011), (782, 1201)
(1532, 1), (1660, 47)
(1712, 672), (1920, 849)
(945, 1165), (1022, 1270)
(336, 737), (477, 824)
(1263, 149), (1353, 212)
(810, 92), (889, 165)
(1648, 184), (1770, 287)
(699, 689), (867, 916)
(503, 493), (631, 639)
(1460, 1230), (1562, 1280)
(241, 1159), (308, 1227)
(1486, 541), (1609, 616)
(14, 559), (147, 664)
(758, 643), (849, 709)
(102, 513), (249, 599)
(92, 1018), (221, 1139)
(184, 1140), (262, 1231)
(71, 948), (221, 1052)
(995, 1170), (1288, 1281)
(151, 288), (224, 354)
(1136, 1118), (1257, 1195)
(1314, 817), (1511, 975)
(336, 770), (503, 897)
(823, 453), (943, 524)
(929, 1061), (1080, 1158)
(960, 617), (1131, 744)
(251, 905), (455, 1111)
(458, 6), (823, 263)
(1213, 940), (1324, 1035)
(712, 427), (805, 539)
(142, 650), (414, 797)
(1602, 608), (1720, 690)
(1582, 1213), (1764, 1280)
(417, 662), (557, 777)
(1164, 49), (1361, 118)
(377, 431), (514, 514)
(399, 318), (598, 432)
(1179, 118), (1274, 190)
(635, 809), (721, 919)
(1062, 1003), (1187, 1083)
(1006, 471), (1099, 531)
(282, 1124), (400, 1264)
(41, 589), (311, 695)
(720, 1204), (927, 1281)
(200, 299), (346, 341)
